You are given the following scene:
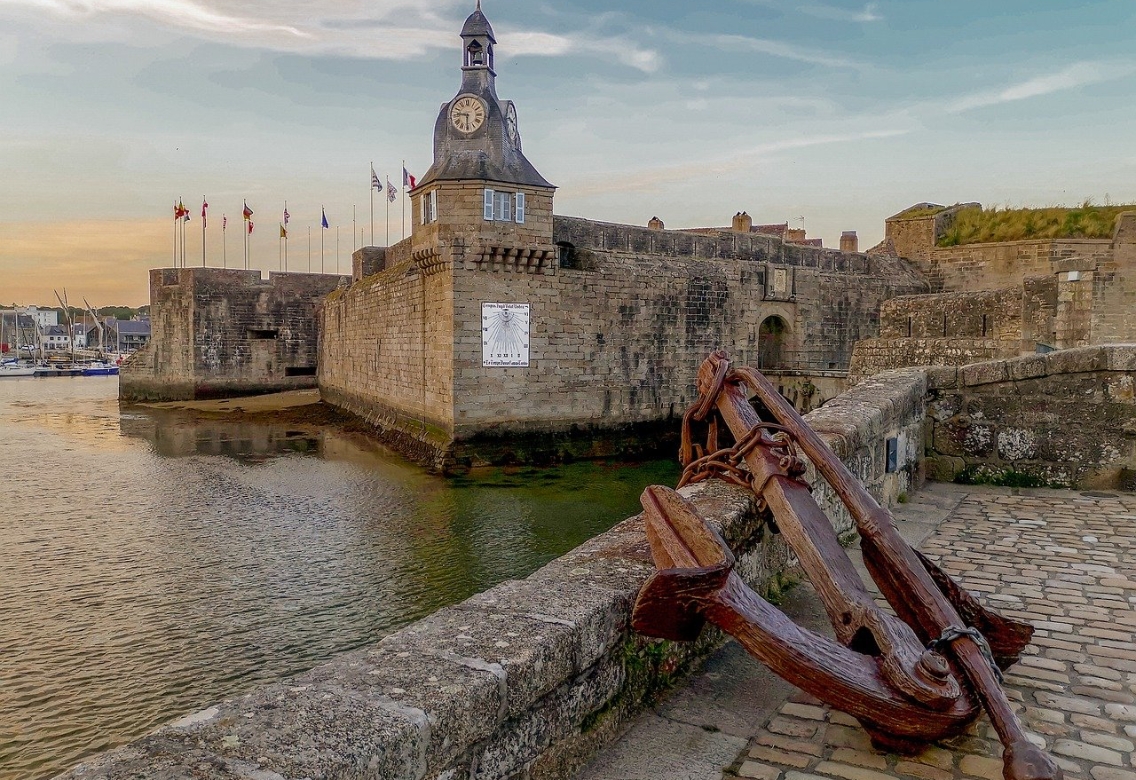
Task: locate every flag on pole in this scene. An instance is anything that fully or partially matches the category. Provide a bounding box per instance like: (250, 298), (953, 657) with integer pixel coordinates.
(174, 202), (187, 220)
(280, 224), (287, 239)
(386, 178), (397, 203)
(371, 165), (382, 191)
(243, 201), (253, 220)
(201, 197), (209, 227)
(403, 167), (416, 189)
(248, 221), (254, 235)
(223, 215), (227, 230)
(283, 205), (290, 225)
(321, 208), (329, 229)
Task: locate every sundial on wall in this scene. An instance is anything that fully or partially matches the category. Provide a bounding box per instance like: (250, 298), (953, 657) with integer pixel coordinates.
(482, 303), (530, 367)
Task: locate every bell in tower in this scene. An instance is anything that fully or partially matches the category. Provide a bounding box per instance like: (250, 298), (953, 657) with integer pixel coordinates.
(461, 1), (496, 94)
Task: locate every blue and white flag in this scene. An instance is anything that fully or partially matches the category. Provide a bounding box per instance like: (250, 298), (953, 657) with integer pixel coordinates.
(370, 165), (382, 191)
(386, 179), (397, 203)
(321, 208), (329, 229)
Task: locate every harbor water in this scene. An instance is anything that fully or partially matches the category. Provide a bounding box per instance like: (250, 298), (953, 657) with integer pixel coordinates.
(0, 378), (679, 779)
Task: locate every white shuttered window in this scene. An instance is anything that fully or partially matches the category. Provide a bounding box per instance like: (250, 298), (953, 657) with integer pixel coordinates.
(483, 188), (495, 220)
(515, 192), (525, 224)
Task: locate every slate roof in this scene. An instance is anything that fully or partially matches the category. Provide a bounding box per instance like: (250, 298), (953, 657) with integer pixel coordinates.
(461, 6), (495, 41)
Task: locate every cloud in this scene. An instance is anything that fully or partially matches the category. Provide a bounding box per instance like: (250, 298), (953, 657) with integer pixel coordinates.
(567, 127), (910, 197)
(799, 3), (882, 23)
(0, 0), (662, 71)
(945, 61), (1133, 113)
(6, 0), (308, 38)
(497, 30), (662, 73)
(685, 32), (864, 70)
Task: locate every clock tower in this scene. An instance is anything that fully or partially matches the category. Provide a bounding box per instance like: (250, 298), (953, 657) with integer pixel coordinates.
(411, 2), (556, 270)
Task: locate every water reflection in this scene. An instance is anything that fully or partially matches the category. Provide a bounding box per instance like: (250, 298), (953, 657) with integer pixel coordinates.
(0, 379), (679, 779)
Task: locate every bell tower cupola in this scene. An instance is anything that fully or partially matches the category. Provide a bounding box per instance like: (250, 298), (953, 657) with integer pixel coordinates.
(460, 1), (496, 94)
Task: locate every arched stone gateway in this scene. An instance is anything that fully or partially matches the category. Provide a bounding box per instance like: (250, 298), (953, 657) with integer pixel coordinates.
(758, 315), (789, 369)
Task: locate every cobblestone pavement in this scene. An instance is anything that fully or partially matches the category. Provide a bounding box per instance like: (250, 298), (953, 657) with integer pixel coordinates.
(727, 485), (1136, 780)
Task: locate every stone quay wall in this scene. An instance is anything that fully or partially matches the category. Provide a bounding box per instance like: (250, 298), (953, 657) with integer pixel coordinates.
(319, 214), (926, 469)
(320, 245), (456, 467)
(121, 268), (348, 402)
(924, 345), (1136, 488)
(57, 371), (927, 780)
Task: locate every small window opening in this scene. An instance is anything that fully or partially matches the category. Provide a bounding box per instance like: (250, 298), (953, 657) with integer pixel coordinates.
(942, 313), (947, 337)
(285, 366), (317, 377)
(981, 314), (989, 337)
(557, 241), (576, 268)
(247, 329), (278, 340)
(906, 317), (912, 338)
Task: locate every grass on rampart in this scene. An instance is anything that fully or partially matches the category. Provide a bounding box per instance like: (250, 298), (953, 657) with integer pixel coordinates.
(938, 202), (1135, 246)
(893, 204), (947, 220)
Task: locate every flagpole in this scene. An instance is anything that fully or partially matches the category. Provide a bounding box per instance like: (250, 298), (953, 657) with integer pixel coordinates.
(386, 178), (390, 247)
(370, 161), (375, 246)
(201, 197), (206, 267)
(308, 226), (311, 272)
(172, 201), (176, 268)
(336, 226), (340, 274)
(284, 201), (289, 271)
(321, 209), (325, 274)
(401, 159), (406, 241)
(223, 217), (227, 268)
(352, 204), (356, 251)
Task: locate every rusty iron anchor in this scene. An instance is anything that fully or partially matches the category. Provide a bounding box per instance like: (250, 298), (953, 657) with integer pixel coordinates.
(631, 350), (1059, 780)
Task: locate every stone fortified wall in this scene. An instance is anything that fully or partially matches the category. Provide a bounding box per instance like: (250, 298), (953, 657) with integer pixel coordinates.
(319, 215), (928, 469)
(848, 213), (1136, 381)
(56, 367), (927, 780)
(121, 268), (348, 402)
(925, 345), (1136, 488)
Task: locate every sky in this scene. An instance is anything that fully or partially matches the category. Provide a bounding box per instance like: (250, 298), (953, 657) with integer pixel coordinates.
(2, 0), (1134, 307)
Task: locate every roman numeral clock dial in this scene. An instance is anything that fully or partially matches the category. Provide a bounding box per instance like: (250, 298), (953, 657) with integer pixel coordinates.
(450, 95), (486, 133)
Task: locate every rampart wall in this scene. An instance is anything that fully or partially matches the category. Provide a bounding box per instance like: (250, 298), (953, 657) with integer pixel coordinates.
(925, 345), (1136, 488)
(922, 239), (1113, 294)
(57, 367), (927, 780)
(319, 215), (928, 469)
(121, 268), (348, 402)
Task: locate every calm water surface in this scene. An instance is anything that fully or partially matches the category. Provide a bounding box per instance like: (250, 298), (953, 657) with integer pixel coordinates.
(0, 378), (679, 779)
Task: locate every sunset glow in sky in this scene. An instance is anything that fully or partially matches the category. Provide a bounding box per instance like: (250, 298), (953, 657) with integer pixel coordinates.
(2, 1), (1134, 305)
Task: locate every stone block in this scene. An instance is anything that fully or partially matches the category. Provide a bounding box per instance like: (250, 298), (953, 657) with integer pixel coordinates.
(460, 574), (632, 673)
(1009, 355), (1048, 381)
(960, 359), (1009, 387)
(927, 394), (962, 422)
(1044, 346), (1107, 376)
(379, 605), (576, 720)
(926, 366), (958, 390)
(1105, 344), (1136, 371)
(472, 652), (625, 780)
(160, 675), (429, 780)
(924, 455), (965, 482)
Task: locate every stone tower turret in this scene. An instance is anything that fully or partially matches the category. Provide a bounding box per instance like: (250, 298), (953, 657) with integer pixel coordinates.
(412, 2), (555, 254)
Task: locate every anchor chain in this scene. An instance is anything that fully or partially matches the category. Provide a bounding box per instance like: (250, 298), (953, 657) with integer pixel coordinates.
(928, 625), (1005, 683)
(677, 360), (809, 507)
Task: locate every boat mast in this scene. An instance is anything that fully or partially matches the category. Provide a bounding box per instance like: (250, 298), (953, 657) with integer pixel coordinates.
(54, 289), (75, 364)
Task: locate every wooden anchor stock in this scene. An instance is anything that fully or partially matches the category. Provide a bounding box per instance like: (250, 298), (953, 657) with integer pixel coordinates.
(631, 350), (1059, 780)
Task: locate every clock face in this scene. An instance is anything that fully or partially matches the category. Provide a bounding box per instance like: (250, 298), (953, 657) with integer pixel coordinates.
(450, 95), (486, 133)
(504, 102), (519, 146)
